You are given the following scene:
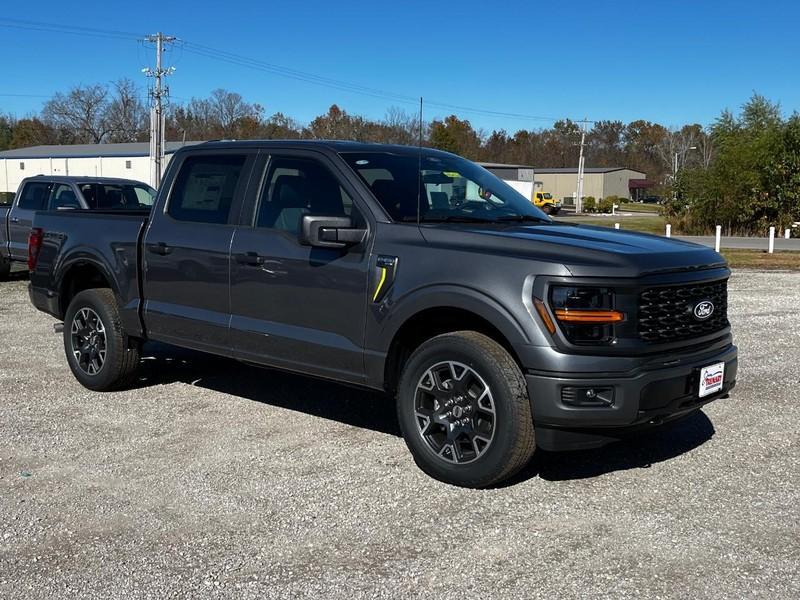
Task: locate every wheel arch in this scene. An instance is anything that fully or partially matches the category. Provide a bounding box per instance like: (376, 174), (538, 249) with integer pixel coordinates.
(57, 258), (116, 318)
(377, 286), (531, 393)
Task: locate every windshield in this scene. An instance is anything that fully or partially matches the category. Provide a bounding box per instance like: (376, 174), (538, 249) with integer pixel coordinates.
(78, 182), (156, 210)
(543, 193), (552, 199)
(341, 152), (550, 223)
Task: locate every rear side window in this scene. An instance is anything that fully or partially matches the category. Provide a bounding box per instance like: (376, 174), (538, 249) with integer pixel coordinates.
(79, 183), (156, 210)
(17, 182), (50, 211)
(50, 184), (81, 209)
(168, 155), (247, 224)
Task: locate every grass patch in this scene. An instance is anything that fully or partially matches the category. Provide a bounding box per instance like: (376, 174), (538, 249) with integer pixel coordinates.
(558, 215), (667, 235)
(618, 202), (661, 214)
(721, 249), (800, 270)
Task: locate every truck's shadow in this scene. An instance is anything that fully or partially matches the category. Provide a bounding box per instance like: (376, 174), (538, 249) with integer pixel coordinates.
(135, 342), (715, 483)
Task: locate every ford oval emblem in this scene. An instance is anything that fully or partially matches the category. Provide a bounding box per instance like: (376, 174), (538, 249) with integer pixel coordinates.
(693, 300), (715, 320)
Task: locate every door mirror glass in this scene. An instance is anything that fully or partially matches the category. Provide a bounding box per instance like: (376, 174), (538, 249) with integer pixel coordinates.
(299, 215), (366, 249)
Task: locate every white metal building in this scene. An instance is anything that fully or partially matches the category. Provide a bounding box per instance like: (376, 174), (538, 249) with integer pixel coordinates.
(478, 162), (536, 199)
(0, 142), (203, 193)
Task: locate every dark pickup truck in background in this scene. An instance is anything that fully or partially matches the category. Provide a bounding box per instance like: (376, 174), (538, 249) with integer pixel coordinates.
(0, 175), (155, 279)
(27, 140), (737, 487)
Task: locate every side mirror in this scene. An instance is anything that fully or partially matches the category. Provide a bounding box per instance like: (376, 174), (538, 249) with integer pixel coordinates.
(299, 215), (367, 249)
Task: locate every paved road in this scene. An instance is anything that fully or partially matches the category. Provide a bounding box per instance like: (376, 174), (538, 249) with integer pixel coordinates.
(1, 272), (799, 599)
(676, 235), (800, 250)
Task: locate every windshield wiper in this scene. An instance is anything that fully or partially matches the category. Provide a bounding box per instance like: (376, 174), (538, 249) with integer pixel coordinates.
(401, 215), (499, 223)
(493, 215), (552, 224)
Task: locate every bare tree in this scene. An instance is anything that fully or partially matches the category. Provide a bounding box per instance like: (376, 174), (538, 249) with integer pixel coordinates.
(696, 129), (714, 169)
(106, 79), (148, 142)
(208, 89), (262, 137)
(657, 127), (698, 180)
(42, 84), (110, 143)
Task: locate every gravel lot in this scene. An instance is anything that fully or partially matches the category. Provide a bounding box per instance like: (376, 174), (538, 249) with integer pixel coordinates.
(1, 270), (798, 599)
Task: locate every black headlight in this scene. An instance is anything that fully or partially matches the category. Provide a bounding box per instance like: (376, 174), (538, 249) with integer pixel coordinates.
(548, 286), (622, 345)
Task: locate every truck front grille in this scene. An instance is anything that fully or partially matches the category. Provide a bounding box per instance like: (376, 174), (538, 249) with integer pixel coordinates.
(638, 280), (729, 343)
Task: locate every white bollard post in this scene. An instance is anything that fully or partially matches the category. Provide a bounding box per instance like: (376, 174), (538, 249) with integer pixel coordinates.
(715, 225), (721, 252)
(768, 226), (775, 254)
(666, 224), (672, 238)
(614, 223), (620, 229)
(786, 229), (791, 240)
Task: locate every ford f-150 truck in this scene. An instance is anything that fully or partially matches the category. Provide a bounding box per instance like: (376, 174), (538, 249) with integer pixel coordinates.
(27, 140), (737, 487)
(1, 176), (155, 279)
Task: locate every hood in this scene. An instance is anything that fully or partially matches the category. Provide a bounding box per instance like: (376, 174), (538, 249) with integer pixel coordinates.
(419, 222), (727, 278)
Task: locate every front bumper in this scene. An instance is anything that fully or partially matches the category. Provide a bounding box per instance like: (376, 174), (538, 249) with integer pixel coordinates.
(525, 343), (738, 451)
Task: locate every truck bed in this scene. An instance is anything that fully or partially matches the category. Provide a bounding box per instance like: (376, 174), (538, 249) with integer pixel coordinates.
(28, 209), (150, 337)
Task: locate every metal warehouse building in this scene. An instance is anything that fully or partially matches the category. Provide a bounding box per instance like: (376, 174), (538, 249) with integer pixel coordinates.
(535, 167), (649, 202)
(0, 142), (202, 193)
(479, 164), (650, 203)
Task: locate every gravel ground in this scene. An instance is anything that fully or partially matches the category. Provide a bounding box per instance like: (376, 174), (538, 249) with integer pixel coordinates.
(1, 270), (798, 599)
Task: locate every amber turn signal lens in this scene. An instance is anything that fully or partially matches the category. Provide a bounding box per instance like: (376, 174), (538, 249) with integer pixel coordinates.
(554, 309), (625, 323)
(533, 298), (557, 334)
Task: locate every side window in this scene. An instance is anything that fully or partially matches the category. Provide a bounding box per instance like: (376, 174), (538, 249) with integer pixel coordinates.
(50, 184), (80, 210)
(79, 184), (98, 208)
(17, 182), (50, 211)
(168, 154), (247, 224)
(256, 156), (355, 234)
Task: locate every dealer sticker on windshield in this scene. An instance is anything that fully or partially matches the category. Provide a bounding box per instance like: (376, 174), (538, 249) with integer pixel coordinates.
(699, 362), (725, 398)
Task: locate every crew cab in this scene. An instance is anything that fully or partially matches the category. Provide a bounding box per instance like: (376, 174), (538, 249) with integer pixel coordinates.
(0, 176), (155, 279)
(27, 141), (737, 487)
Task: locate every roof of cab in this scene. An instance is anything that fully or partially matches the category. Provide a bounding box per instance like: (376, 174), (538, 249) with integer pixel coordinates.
(25, 175), (153, 186)
(187, 139), (454, 157)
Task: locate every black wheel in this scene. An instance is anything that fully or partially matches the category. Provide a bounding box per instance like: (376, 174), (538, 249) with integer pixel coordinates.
(397, 331), (535, 488)
(63, 288), (140, 391)
(541, 204), (553, 215)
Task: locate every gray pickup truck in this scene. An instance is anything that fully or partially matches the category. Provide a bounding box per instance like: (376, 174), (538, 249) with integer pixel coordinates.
(1, 175), (155, 279)
(27, 141), (737, 487)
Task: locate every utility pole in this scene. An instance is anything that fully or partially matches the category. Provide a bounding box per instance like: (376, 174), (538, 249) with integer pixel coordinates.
(574, 119), (589, 214)
(143, 32), (176, 188)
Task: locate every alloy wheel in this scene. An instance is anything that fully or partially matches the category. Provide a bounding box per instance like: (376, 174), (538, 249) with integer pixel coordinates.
(414, 361), (496, 464)
(70, 307), (107, 376)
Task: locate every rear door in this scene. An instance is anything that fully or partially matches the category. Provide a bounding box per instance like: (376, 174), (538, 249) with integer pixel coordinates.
(8, 180), (50, 262)
(228, 150), (372, 383)
(142, 150), (256, 354)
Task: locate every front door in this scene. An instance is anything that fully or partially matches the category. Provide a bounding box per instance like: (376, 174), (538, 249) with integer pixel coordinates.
(229, 152), (372, 383)
(143, 151), (256, 354)
(9, 180), (50, 262)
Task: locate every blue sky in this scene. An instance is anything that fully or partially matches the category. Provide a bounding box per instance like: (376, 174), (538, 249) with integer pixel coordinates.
(1, 0), (797, 132)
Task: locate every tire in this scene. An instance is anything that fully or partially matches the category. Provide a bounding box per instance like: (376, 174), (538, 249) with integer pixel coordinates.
(541, 204), (553, 215)
(63, 288), (140, 391)
(396, 331), (535, 488)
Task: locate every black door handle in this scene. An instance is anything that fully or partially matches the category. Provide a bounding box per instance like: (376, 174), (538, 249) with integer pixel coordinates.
(148, 242), (172, 256)
(235, 251), (264, 266)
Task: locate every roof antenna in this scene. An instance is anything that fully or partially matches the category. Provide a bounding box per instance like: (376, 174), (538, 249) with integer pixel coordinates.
(416, 96), (423, 225)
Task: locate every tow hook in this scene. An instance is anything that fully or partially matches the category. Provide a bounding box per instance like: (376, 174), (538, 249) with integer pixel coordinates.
(53, 322), (64, 334)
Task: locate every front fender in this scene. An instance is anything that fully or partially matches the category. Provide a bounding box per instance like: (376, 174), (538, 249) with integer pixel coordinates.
(363, 283), (542, 388)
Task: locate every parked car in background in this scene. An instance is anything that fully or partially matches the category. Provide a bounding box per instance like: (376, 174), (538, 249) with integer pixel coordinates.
(1, 176), (155, 279)
(26, 141), (737, 487)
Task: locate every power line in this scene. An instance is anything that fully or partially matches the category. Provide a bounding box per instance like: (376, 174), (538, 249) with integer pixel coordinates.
(179, 41), (569, 123)
(0, 17), (140, 40)
(0, 17), (592, 126)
